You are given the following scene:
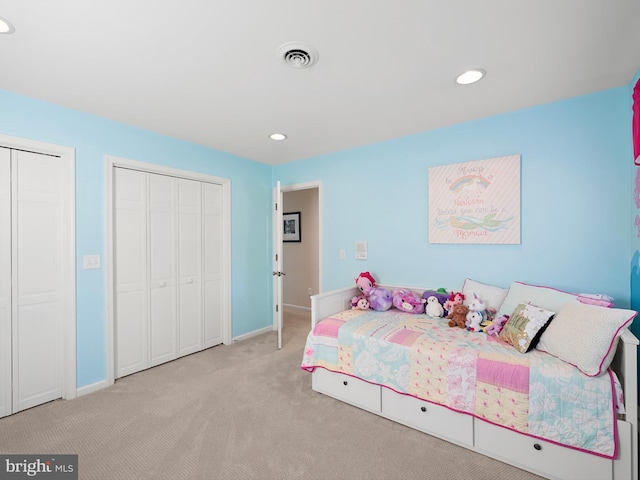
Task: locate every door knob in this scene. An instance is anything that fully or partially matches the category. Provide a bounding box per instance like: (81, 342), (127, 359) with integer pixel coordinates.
(160, 281), (166, 287)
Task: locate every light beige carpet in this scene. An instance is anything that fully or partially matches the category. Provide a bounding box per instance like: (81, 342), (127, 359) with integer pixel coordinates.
(0, 309), (543, 480)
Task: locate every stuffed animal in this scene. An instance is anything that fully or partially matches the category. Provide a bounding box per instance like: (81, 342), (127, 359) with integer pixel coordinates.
(466, 306), (497, 332)
(446, 304), (469, 328)
(486, 314), (509, 336)
(355, 272), (376, 297)
(425, 296), (445, 317)
(467, 292), (486, 313)
(351, 295), (370, 310)
(443, 292), (465, 315)
(465, 310), (486, 332)
(369, 287), (393, 311)
(422, 289), (449, 314)
(392, 289), (426, 314)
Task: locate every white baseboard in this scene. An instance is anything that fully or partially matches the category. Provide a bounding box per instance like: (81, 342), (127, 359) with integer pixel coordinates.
(283, 303), (311, 312)
(76, 379), (109, 397)
(233, 325), (273, 342)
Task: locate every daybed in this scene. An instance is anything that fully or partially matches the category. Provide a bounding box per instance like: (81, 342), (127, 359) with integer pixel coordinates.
(301, 280), (639, 480)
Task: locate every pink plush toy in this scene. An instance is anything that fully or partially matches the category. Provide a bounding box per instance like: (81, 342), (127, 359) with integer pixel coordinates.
(351, 295), (370, 310)
(443, 292), (465, 314)
(355, 272), (376, 297)
(392, 289), (426, 314)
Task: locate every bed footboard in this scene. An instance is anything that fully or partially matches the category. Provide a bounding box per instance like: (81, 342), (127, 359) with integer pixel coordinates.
(613, 328), (638, 480)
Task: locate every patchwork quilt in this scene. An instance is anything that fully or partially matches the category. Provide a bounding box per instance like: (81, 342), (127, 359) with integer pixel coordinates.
(301, 309), (621, 458)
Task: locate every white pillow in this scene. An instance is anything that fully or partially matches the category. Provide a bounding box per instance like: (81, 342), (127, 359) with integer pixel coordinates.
(496, 281), (577, 319)
(536, 300), (637, 376)
(461, 278), (508, 312)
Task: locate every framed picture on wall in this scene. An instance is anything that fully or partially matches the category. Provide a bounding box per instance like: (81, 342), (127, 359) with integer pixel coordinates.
(283, 212), (301, 242)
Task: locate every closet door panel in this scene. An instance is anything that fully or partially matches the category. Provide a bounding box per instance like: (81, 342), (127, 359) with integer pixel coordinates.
(177, 179), (202, 356)
(0, 148), (11, 418)
(203, 183), (223, 347)
(13, 150), (63, 411)
(114, 168), (148, 378)
(148, 174), (177, 366)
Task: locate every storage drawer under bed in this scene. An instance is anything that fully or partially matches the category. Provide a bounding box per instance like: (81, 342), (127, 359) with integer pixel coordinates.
(380, 388), (473, 446)
(312, 368), (382, 413)
(474, 419), (613, 480)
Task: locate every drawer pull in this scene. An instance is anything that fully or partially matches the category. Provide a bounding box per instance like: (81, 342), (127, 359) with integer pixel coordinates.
(420, 406), (427, 413)
(343, 381), (348, 386)
(533, 443), (542, 451)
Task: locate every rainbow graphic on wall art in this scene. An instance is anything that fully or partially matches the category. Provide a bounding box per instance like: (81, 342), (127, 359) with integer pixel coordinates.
(448, 175), (491, 194)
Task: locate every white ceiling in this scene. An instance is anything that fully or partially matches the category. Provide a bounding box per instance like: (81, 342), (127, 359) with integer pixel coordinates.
(1, 1), (639, 165)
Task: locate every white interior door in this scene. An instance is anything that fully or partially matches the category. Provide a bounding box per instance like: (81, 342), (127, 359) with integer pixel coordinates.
(12, 150), (64, 412)
(114, 168), (148, 378)
(203, 182), (223, 348)
(0, 148), (11, 418)
(273, 181), (283, 349)
(178, 178), (203, 356)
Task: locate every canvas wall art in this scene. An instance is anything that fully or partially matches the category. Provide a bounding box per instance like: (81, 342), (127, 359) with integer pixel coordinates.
(428, 155), (521, 244)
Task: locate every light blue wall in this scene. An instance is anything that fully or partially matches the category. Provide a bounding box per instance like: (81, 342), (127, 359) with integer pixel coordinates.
(1, 79), (635, 390)
(0, 89), (273, 388)
(275, 87), (632, 308)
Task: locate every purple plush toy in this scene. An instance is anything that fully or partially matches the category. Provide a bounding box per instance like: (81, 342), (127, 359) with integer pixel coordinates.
(392, 289), (426, 314)
(369, 287), (393, 311)
(421, 290), (449, 314)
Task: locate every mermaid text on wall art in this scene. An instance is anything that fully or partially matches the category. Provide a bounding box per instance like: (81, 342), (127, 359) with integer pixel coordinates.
(428, 155), (521, 244)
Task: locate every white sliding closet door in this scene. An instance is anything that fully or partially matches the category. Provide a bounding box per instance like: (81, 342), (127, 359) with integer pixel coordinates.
(12, 150), (64, 412)
(203, 182), (223, 348)
(148, 174), (177, 366)
(0, 148), (11, 418)
(114, 168), (148, 378)
(178, 179), (202, 357)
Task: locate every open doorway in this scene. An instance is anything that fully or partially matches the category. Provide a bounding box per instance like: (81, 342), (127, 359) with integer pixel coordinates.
(276, 182), (321, 347)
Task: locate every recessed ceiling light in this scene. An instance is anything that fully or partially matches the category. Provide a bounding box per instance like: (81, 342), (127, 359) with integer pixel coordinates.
(0, 16), (15, 34)
(456, 69), (485, 85)
(269, 133), (287, 141)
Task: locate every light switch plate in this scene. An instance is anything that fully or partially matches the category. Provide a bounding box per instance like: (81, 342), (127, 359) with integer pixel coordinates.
(83, 255), (101, 270)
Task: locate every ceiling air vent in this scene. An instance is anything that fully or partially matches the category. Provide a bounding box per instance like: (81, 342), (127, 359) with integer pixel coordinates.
(277, 42), (319, 69)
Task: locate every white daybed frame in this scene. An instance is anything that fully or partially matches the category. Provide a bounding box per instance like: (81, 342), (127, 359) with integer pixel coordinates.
(310, 284), (639, 480)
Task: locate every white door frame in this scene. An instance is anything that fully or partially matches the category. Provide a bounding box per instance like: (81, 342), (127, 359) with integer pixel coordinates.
(272, 180), (322, 333)
(0, 133), (77, 402)
(105, 155), (232, 386)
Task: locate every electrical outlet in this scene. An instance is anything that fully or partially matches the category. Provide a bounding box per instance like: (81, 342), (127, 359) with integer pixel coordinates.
(83, 255), (101, 270)
(339, 249), (346, 260)
(307, 288), (312, 295)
